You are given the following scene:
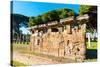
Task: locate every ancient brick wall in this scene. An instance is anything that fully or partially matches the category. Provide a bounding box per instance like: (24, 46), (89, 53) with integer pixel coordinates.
(30, 28), (86, 62)
(29, 14), (89, 62)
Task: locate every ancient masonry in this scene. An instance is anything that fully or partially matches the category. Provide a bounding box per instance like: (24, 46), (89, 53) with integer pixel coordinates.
(28, 14), (89, 62)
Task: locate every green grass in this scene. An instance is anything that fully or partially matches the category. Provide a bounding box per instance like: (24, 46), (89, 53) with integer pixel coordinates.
(13, 42), (30, 45)
(12, 43), (29, 51)
(11, 60), (27, 66)
(86, 41), (97, 62)
(86, 59), (97, 62)
(86, 41), (97, 49)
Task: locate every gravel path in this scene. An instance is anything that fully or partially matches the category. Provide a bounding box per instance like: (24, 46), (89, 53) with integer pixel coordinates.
(13, 51), (58, 66)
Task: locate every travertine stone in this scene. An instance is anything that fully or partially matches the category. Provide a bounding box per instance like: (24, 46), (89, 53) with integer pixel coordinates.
(30, 21), (87, 62)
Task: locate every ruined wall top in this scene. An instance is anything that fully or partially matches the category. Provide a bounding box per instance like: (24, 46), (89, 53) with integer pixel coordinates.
(27, 14), (89, 30)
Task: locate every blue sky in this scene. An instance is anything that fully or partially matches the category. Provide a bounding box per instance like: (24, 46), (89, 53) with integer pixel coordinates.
(12, 1), (80, 34)
(12, 1), (80, 16)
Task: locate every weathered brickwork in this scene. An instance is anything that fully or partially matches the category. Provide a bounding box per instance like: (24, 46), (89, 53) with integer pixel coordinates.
(29, 14), (89, 62)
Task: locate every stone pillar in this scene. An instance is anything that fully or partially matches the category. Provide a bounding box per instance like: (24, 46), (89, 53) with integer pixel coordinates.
(77, 23), (86, 62)
(58, 27), (63, 33)
(30, 34), (35, 51)
(74, 26), (78, 32)
(48, 28), (51, 33)
(39, 31), (43, 52)
(81, 23), (86, 33)
(34, 30), (39, 45)
(66, 24), (71, 34)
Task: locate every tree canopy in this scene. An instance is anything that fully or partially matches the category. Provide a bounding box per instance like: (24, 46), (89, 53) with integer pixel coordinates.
(79, 5), (97, 32)
(79, 5), (91, 15)
(11, 14), (29, 34)
(28, 8), (76, 27)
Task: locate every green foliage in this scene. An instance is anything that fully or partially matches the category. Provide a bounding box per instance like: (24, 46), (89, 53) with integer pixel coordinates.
(11, 60), (26, 66)
(28, 8), (76, 27)
(58, 8), (68, 19)
(11, 14), (29, 34)
(42, 13), (50, 23)
(86, 59), (97, 62)
(86, 41), (97, 49)
(79, 5), (97, 33)
(86, 29), (94, 33)
(28, 17), (35, 27)
(36, 15), (44, 24)
(57, 8), (75, 19)
(11, 14), (29, 27)
(48, 10), (59, 21)
(79, 5), (91, 15)
(67, 10), (75, 16)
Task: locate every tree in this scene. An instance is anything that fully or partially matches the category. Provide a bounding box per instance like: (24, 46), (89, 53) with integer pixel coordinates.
(11, 14), (29, 43)
(28, 17), (36, 27)
(11, 14), (29, 34)
(42, 13), (50, 23)
(79, 5), (97, 31)
(79, 5), (91, 15)
(57, 8), (75, 19)
(28, 8), (76, 27)
(79, 5), (97, 46)
(47, 10), (59, 21)
(28, 16), (44, 27)
(35, 15), (44, 25)
(58, 8), (68, 19)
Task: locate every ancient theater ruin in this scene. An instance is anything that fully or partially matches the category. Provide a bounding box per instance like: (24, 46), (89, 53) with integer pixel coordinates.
(28, 14), (89, 62)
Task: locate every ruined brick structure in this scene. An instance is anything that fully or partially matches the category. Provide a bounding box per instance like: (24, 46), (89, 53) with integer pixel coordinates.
(28, 14), (89, 62)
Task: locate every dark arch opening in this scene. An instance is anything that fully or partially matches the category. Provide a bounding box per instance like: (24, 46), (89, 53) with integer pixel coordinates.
(51, 28), (59, 32)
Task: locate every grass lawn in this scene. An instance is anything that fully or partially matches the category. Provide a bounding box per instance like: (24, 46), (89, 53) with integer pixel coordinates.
(11, 60), (27, 66)
(86, 59), (97, 62)
(86, 41), (97, 62)
(86, 41), (97, 49)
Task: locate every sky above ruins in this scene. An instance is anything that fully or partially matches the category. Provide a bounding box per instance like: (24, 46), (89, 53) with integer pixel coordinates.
(11, 1), (80, 34)
(12, 1), (80, 17)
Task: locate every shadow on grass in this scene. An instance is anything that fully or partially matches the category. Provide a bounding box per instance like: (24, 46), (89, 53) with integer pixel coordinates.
(86, 49), (97, 59)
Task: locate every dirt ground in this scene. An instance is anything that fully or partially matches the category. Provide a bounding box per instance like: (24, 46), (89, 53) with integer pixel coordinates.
(13, 51), (59, 66)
